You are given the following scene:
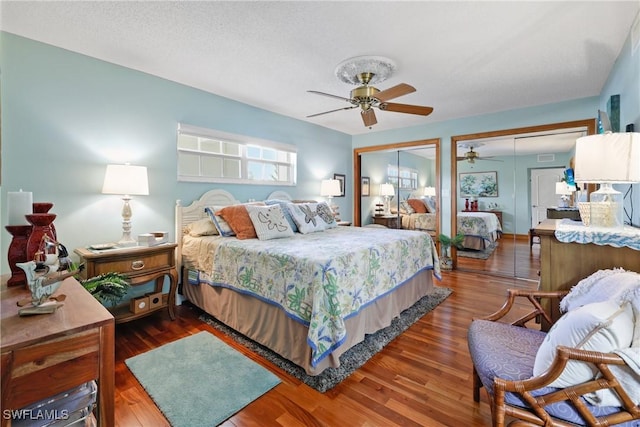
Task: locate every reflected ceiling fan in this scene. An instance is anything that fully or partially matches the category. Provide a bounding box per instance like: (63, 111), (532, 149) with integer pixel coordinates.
(307, 56), (433, 127)
(457, 144), (502, 164)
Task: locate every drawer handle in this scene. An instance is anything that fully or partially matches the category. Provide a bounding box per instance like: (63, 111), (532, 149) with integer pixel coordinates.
(131, 260), (145, 270)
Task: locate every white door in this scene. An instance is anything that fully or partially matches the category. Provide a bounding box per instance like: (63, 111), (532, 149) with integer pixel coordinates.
(531, 168), (564, 227)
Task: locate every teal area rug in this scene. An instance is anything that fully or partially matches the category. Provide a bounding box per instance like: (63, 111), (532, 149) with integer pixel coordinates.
(200, 286), (452, 392)
(125, 331), (280, 427)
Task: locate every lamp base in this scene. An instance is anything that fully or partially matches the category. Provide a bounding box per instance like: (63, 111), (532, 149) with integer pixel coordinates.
(589, 183), (623, 228)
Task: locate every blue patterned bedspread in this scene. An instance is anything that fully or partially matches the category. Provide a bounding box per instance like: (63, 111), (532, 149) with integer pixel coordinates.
(554, 219), (640, 250)
(457, 212), (502, 241)
(183, 226), (440, 366)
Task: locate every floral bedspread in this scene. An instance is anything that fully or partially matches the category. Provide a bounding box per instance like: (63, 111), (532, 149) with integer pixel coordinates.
(457, 212), (502, 241)
(183, 226), (440, 367)
(402, 212), (437, 231)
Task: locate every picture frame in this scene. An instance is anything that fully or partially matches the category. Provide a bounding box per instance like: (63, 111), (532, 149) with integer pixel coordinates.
(459, 171), (498, 197)
(333, 173), (346, 197)
(361, 176), (370, 196)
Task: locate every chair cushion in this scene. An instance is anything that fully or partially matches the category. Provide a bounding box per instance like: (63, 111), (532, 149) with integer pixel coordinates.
(468, 320), (546, 396)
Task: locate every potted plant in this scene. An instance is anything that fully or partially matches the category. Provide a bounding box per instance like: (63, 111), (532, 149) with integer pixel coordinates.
(80, 272), (130, 307)
(438, 232), (465, 270)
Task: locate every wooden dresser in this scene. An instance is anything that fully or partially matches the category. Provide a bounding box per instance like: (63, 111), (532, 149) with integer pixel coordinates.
(1, 277), (114, 426)
(534, 219), (639, 327)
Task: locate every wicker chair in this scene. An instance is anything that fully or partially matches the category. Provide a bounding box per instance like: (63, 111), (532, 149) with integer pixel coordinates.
(468, 289), (640, 427)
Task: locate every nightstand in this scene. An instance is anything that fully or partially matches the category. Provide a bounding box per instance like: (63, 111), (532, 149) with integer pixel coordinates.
(74, 243), (178, 324)
(372, 215), (400, 229)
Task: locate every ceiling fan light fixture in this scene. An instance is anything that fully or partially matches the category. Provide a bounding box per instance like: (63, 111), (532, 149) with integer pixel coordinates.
(335, 55), (396, 85)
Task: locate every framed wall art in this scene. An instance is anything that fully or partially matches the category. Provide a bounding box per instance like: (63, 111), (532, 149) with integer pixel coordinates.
(361, 176), (370, 196)
(334, 173), (346, 197)
(459, 171), (498, 197)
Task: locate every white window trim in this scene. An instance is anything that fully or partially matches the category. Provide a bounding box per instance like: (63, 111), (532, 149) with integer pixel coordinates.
(177, 123), (297, 185)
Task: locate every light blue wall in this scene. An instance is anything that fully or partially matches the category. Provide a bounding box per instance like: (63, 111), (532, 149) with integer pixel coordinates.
(0, 33), (351, 274)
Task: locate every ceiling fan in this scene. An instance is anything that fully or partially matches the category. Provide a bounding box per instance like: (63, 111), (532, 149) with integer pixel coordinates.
(307, 71), (433, 127)
(457, 145), (502, 164)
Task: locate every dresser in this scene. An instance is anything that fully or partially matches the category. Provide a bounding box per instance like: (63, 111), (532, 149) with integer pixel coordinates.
(1, 277), (114, 426)
(534, 219), (639, 328)
(546, 207), (581, 221)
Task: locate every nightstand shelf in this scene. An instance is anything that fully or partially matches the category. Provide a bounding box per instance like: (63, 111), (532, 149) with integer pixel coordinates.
(74, 243), (178, 324)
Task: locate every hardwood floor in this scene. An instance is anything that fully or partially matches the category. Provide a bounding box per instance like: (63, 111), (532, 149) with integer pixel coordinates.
(114, 240), (540, 426)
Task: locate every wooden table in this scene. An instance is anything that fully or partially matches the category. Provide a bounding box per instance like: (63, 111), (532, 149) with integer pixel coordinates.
(1, 277), (114, 426)
(74, 243), (178, 324)
(534, 219), (639, 328)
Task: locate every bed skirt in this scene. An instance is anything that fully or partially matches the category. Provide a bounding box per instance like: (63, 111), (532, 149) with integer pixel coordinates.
(182, 269), (435, 376)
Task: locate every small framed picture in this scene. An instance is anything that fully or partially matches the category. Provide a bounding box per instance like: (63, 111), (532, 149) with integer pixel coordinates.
(362, 176), (370, 196)
(334, 173), (346, 197)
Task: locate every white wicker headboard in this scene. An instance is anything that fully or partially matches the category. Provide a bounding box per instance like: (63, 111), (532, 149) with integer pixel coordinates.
(175, 189), (240, 274)
(267, 190), (292, 201)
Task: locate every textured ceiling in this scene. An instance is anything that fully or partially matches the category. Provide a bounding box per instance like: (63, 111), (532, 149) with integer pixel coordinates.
(1, 1), (638, 136)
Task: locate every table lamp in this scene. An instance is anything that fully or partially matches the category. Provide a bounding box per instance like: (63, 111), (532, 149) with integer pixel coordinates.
(380, 183), (395, 215)
(320, 179), (342, 220)
(574, 132), (639, 228)
(555, 182), (574, 208)
(102, 164), (149, 246)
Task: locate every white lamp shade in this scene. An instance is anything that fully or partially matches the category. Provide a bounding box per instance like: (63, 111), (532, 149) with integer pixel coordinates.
(424, 186), (436, 197)
(380, 183), (395, 197)
(555, 182), (573, 195)
(575, 133), (640, 183)
(320, 179), (341, 197)
(102, 164), (149, 196)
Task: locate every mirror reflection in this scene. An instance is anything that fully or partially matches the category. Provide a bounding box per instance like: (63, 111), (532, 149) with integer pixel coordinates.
(356, 140), (440, 241)
(452, 122), (591, 280)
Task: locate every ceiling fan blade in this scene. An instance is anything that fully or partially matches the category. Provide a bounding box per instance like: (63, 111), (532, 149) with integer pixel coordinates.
(307, 90), (353, 103)
(361, 109), (377, 127)
(379, 102), (433, 116)
(374, 83), (416, 102)
(307, 106), (357, 118)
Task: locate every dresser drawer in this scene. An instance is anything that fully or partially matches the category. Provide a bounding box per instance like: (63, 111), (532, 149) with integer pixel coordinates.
(89, 250), (173, 277)
(5, 329), (100, 410)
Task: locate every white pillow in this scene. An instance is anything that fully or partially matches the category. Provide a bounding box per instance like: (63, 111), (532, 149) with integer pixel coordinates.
(185, 218), (218, 237)
(533, 300), (634, 388)
(246, 205), (294, 240)
(205, 206), (234, 237)
(286, 202), (337, 234)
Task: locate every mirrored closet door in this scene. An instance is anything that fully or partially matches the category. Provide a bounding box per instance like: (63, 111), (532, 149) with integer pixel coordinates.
(450, 119), (595, 280)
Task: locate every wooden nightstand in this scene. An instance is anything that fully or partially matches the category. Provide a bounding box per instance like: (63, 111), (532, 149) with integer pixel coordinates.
(372, 215), (400, 229)
(74, 243), (178, 324)
(1, 277), (114, 427)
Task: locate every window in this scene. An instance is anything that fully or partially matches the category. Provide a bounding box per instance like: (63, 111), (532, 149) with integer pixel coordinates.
(177, 124), (297, 185)
(387, 164), (418, 190)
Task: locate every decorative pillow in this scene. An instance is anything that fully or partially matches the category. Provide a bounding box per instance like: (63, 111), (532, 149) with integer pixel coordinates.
(533, 300), (634, 388)
(560, 268), (640, 313)
(185, 218), (218, 237)
(246, 204), (294, 240)
(424, 196), (436, 213)
(400, 200), (415, 214)
(407, 198), (428, 214)
(286, 202), (337, 234)
(217, 203), (265, 240)
(264, 199), (298, 232)
(205, 206), (235, 237)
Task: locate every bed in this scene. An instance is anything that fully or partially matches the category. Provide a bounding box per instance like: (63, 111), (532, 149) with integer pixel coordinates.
(397, 198), (501, 250)
(175, 189), (441, 376)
